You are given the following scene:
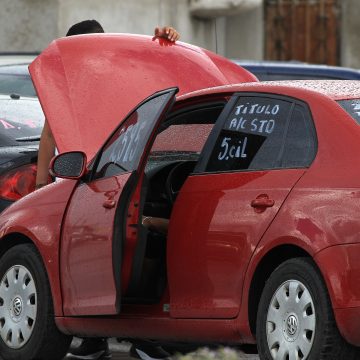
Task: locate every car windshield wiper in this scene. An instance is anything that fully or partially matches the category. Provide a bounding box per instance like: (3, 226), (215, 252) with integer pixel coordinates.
(15, 135), (41, 142)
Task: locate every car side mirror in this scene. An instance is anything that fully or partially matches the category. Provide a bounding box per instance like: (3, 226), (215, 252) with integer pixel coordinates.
(49, 151), (87, 179)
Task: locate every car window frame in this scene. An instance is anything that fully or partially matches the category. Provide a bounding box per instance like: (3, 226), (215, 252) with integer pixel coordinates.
(194, 92), (317, 175)
(84, 88), (179, 182)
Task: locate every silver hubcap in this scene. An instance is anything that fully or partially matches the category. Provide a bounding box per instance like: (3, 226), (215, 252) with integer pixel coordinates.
(266, 280), (316, 360)
(0, 265), (37, 349)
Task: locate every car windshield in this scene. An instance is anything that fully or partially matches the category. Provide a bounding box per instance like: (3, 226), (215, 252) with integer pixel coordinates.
(0, 74), (36, 97)
(337, 99), (360, 125)
(0, 97), (44, 145)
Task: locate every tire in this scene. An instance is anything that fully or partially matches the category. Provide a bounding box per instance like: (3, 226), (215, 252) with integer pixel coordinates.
(256, 257), (360, 360)
(0, 244), (72, 360)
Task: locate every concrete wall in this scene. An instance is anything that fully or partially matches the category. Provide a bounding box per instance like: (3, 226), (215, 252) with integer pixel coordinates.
(0, 0), (59, 52)
(0, 0), (360, 68)
(0, 0), (264, 60)
(57, 0), (224, 53)
(225, 5), (264, 60)
(341, 0), (360, 68)
(2, 0), (359, 67)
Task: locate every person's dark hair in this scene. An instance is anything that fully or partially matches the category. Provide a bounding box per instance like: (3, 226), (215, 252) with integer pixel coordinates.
(66, 20), (104, 36)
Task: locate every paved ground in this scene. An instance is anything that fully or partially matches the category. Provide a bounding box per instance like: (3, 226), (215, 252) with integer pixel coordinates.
(107, 339), (260, 360)
(65, 338), (259, 359)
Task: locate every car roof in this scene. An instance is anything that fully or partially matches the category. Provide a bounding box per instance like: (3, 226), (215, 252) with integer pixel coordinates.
(234, 60), (360, 80)
(0, 53), (37, 66)
(178, 80), (360, 102)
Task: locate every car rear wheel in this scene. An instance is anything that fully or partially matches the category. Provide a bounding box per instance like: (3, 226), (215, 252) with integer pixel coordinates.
(256, 258), (360, 360)
(0, 244), (72, 360)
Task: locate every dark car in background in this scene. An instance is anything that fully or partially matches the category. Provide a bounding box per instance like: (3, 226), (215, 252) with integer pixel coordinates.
(234, 60), (360, 81)
(0, 63), (36, 97)
(0, 94), (44, 210)
(0, 61), (44, 211)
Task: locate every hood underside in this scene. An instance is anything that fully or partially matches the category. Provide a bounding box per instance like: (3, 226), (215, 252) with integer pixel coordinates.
(29, 33), (257, 161)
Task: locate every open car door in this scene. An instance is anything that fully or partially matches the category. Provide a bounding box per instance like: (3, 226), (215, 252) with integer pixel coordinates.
(60, 88), (177, 316)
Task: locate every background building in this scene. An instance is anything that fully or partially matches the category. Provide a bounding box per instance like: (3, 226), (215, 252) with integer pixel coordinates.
(0, 0), (359, 68)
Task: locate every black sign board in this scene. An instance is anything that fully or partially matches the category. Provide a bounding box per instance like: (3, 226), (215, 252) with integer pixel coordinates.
(207, 130), (266, 172)
(206, 95), (292, 172)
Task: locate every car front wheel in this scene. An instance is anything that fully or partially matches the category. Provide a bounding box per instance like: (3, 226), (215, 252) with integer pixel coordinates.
(256, 257), (360, 360)
(0, 244), (71, 360)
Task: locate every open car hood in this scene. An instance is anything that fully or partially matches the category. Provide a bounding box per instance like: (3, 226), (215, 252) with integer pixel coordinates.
(29, 34), (257, 160)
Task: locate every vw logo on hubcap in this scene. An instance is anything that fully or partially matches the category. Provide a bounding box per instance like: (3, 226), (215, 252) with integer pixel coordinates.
(12, 297), (23, 317)
(286, 315), (298, 336)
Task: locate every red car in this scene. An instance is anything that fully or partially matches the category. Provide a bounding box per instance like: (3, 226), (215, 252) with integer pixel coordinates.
(0, 34), (359, 360)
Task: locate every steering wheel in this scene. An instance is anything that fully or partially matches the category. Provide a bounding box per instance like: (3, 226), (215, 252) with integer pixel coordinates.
(165, 161), (196, 204)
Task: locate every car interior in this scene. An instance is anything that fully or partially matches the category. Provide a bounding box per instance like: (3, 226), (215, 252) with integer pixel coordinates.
(123, 101), (227, 303)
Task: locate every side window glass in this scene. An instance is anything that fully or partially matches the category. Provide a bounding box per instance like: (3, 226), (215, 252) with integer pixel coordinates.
(93, 92), (174, 179)
(282, 105), (316, 168)
(338, 99), (360, 124)
(205, 96), (293, 172)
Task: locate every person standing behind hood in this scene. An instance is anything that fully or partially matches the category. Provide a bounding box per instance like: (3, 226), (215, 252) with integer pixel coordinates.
(35, 19), (179, 190)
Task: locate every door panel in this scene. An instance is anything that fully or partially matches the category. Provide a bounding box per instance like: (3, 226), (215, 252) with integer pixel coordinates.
(61, 174), (131, 315)
(168, 168), (304, 318)
(167, 92), (315, 318)
(60, 88), (177, 316)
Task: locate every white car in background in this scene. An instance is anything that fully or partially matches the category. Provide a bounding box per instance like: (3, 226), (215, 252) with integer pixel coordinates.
(0, 53), (37, 66)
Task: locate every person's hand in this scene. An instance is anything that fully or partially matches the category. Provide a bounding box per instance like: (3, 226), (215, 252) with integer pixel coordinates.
(154, 26), (180, 42)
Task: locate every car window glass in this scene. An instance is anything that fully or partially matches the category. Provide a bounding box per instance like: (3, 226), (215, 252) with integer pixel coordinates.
(0, 74), (36, 97)
(337, 99), (360, 125)
(205, 96), (293, 172)
(0, 98), (44, 144)
(149, 123), (213, 161)
(94, 92), (174, 179)
(281, 104), (316, 167)
(145, 105), (223, 173)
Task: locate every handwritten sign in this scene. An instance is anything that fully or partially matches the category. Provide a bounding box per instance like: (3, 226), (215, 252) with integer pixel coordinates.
(206, 96), (292, 172)
(109, 120), (147, 165)
(0, 119), (15, 129)
(207, 130), (266, 172)
(223, 99), (284, 135)
(95, 91), (173, 177)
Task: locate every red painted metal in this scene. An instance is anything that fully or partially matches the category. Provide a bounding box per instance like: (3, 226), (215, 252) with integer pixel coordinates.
(29, 34), (257, 161)
(1, 43), (360, 347)
(167, 169), (305, 319)
(0, 179), (76, 316)
(55, 315), (245, 343)
(61, 174), (131, 316)
(315, 244), (360, 309)
(315, 244), (360, 346)
(334, 308), (360, 346)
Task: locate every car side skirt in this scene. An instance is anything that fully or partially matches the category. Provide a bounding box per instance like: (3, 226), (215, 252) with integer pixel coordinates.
(55, 316), (256, 344)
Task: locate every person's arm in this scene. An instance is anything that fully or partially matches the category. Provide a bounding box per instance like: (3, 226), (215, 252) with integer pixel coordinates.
(142, 216), (169, 235)
(154, 26), (180, 42)
(35, 119), (55, 189)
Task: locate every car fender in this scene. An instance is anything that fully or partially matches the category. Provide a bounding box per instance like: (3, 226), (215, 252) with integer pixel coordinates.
(235, 230), (315, 340)
(235, 177), (360, 338)
(0, 179), (76, 316)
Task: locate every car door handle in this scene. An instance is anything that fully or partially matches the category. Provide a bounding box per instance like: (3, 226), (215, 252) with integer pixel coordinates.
(103, 199), (116, 209)
(251, 197), (275, 208)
